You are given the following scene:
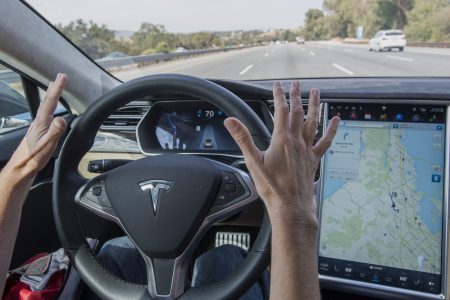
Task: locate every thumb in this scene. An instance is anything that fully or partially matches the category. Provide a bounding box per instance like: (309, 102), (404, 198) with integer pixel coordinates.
(46, 117), (67, 140)
(224, 117), (260, 162)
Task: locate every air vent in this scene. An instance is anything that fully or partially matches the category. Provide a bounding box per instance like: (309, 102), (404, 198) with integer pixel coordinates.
(101, 104), (150, 131)
(268, 102), (324, 181)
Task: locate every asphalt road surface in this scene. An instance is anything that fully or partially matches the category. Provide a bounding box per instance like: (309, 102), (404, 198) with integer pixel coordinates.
(114, 41), (450, 81)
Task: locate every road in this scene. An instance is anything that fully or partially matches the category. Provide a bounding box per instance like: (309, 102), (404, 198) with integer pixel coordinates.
(113, 41), (450, 81)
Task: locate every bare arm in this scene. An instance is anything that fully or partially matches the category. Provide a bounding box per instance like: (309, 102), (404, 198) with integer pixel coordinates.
(225, 81), (340, 299)
(0, 74), (68, 296)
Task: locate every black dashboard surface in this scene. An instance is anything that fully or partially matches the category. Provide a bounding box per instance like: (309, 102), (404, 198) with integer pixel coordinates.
(211, 77), (450, 101)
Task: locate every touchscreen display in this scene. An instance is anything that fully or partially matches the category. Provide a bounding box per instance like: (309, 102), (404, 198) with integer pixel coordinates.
(319, 103), (446, 294)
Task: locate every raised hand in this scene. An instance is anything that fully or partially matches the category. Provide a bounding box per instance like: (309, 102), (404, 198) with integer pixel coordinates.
(224, 80), (340, 300)
(8, 73), (68, 177)
(224, 81), (340, 220)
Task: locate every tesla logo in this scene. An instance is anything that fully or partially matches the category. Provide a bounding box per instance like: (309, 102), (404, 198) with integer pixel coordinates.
(139, 180), (172, 215)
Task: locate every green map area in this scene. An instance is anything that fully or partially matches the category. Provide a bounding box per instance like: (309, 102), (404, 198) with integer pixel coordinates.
(320, 124), (444, 274)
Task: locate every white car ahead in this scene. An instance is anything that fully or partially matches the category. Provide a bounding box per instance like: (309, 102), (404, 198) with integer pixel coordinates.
(369, 30), (406, 52)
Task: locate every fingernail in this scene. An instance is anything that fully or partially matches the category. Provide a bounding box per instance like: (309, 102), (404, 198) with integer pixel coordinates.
(274, 81), (281, 88)
(313, 88), (319, 96)
(56, 73), (61, 80)
(54, 118), (66, 130)
(224, 118), (236, 130)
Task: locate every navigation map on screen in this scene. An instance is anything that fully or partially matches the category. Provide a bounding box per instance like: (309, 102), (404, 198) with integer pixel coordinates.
(319, 103), (446, 293)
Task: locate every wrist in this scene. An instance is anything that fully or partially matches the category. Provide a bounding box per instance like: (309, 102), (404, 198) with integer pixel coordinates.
(2, 159), (37, 184)
(268, 203), (319, 232)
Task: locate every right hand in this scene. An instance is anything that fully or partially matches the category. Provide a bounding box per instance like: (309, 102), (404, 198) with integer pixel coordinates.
(224, 81), (340, 222)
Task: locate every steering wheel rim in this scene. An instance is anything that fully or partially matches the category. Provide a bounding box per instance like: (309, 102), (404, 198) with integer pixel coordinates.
(53, 74), (272, 300)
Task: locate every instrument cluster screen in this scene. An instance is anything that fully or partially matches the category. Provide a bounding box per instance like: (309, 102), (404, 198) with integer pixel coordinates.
(137, 100), (272, 154)
(155, 103), (239, 151)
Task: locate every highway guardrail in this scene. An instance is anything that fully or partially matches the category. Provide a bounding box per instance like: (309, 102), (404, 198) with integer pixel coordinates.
(0, 45), (252, 84)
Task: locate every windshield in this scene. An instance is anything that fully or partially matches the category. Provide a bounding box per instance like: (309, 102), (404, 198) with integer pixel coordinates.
(27, 0), (450, 81)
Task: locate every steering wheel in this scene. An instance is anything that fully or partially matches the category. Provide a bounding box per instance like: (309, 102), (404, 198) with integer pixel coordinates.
(53, 74), (272, 300)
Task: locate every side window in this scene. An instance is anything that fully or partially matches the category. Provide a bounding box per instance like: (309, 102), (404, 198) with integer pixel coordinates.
(38, 88), (68, 115)
(0, 63), (32, 134)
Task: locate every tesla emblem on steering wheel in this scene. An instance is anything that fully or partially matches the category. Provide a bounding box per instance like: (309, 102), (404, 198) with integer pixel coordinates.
(139, 180), (172, 215)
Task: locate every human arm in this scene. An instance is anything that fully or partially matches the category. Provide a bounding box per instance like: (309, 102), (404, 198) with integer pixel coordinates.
(224, 81), (340, 299)
(0, 74), (68, 296)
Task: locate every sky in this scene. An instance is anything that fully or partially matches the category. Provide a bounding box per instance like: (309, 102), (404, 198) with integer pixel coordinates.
(26, 0), (324, 33)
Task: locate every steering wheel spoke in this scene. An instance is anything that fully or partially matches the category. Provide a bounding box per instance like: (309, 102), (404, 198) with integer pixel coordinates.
(207, 161), (259, 220)
(142, 255), (189, 299)
(74, 175), (119, 222)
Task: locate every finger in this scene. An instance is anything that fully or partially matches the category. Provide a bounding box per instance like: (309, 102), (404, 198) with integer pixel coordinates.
(46, 117), (67, 140)
(273, 81), (289, 134)
(32, 117), (67, 157)
(313, 116), (340, 157)
(224, 117), (261, 165)
(289, 80), (304, 132)
(303, 88), (320, 144)
(37, 73), (67, 121)
(29, 135), (62, 172)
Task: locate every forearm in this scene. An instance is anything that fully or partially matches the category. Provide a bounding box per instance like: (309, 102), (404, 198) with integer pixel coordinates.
(268, 205), (320, 300)
(0, 163), (36, 296)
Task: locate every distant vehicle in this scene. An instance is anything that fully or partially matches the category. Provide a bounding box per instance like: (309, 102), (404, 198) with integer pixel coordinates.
(296, 36), (305, 44)
(174, 47), (187, 53)
(203, 138), (213, 148)
(369, 30), (406, 52)
(99, 51), (128, 60)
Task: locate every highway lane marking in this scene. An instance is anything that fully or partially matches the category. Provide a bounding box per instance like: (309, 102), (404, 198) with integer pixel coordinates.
(131, 47), (261, 74)
(239, 64), (253, 75)
(332, 63), (355, 76)
(301, 48), (306, 51)
(264, 53), (270, 57)
(309, 51), (316, 56)
(386, 55), (413, 62)
(344, 49), (354, 52)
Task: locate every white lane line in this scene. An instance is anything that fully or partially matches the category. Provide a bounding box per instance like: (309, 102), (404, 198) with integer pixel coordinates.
(301, 47), (306, 51)
(332, 63), (355, 76)
(309, 51), (316, 56)
(264, 53), (270, 57)
(239, 64), (253, 75)
(327, 47), (331, 50)
(386, 55), (413, 62)
(344, 49), (354, 52)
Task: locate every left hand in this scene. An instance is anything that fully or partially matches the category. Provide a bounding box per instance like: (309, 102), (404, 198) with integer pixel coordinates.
(6, 73), (68, 177)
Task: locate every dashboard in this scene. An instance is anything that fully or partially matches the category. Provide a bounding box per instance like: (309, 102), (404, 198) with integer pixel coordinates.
(89, 78), (450, 300)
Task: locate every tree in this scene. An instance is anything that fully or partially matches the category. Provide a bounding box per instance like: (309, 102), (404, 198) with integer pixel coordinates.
(130, 23), (178, 55)
(57, 20), (129, 59)
(304, 9), (326, 40)
(404, 0), (450, 41)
